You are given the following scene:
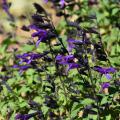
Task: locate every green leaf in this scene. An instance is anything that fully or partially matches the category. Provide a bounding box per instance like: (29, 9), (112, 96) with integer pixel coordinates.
(8, 101), (16, 109)
(22, 44), (34, 52)
(101, 96), (108, 105)
(19, 86), (31, 93)
(33, 96), (43, 104)
(2, 37), (15, 46)
(101, 75), (109, 82)
(112, 8), (119, 15)
(9, 111), (16, 120)
(106, 114), (111, 120)
(0, 45), (7, 54)
(81, 98), (94, 106)
(88, 114), (98, 120)
(71, 108), (80, 118)
(41, 106), (49, 115)
(19, 101), (28, 108)
(71, 102), (82, 118)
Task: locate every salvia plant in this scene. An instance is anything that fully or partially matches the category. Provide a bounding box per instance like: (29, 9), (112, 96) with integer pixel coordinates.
(0, 0), (120, 120)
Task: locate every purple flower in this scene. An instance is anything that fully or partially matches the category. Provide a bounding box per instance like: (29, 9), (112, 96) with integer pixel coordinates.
(16, 53), (29, 59)
(68, 63), (80, 70)
(44, 0), (66, 8)
(2, 0), (14, 20)
(100, 82), (110, 93)
(32, 30), (47, 47)
(67, 38), (83, 52)
(13, 65), (31, 74)
(15, 111), (41, 120)
(55, 55), (64, 64)
(101, 82), (110, 90)
(15, 114), (29, 120)
(16, 52), (46, 64)
(60, 0), (65, 8)
(14, 52), (49, 73)
(31, 29), (47, 38)
(13, 65), (30, 70)
(56, 54), (80, 72)
(93, 66), (116, 79)
(64, 55), (75, 63)
(29, 25), (47, 47)
(29, 24), (39, 31)
(56, 54), (74, 65)
(44, 0), (48, 3)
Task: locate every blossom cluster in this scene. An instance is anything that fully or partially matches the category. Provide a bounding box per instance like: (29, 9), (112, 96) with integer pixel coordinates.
(2, 0), (117, 119)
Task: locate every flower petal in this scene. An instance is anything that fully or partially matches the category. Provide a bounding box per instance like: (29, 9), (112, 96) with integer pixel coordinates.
(105, 74), (112, 80)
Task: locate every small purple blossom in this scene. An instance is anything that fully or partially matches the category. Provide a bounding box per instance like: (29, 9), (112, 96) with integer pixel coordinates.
(13, 65), (31, 74)
(15, 111), (41, 120)
(67, 38), (83, 52)
(56, 54), (80, 72)
(44, 0), (48, 3)
(56, 54), (74, 65)
(15, 114), (29, 120)
(93, 66), (116, 79)
(101, 82), (110, 90)
(29, 25), (47, 47)
(13, 65), (30, 70)
(100, 82), (110, 93)
(31, 29), (47, 38)
(2, 0), (14, 20)
(68, 63), (80, 70)
(16, 52), (46, 64)
(16, 53), (29, 59)
(44, 0), (65, 8)
(60, 0), (65, 8)
(13, 52), (49, 73)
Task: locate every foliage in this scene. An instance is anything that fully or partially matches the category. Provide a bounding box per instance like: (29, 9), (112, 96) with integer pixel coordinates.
(0, 0), (120, 120)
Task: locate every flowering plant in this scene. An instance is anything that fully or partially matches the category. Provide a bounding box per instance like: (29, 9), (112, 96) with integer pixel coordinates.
(0, 0), (120, 120)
